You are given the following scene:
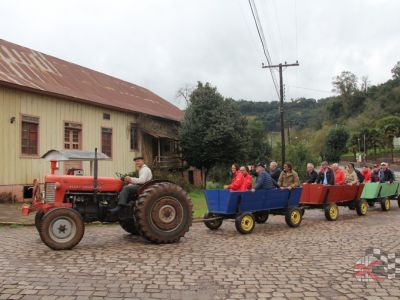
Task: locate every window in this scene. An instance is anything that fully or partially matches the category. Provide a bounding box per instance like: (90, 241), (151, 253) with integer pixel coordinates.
(64, 122), (82, 150)
(101, 127), (112, 157)
(130, 125), (139, 151)
(103, 113), (110, 120)
(21, 115), (39, 155)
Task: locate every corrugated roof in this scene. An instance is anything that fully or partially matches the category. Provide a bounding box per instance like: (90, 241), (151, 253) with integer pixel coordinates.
(0, 39), (183, 122)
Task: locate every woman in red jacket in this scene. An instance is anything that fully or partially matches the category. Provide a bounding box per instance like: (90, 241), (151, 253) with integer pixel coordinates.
(239, 165), (253, 190)
(224, 164), (245, 191)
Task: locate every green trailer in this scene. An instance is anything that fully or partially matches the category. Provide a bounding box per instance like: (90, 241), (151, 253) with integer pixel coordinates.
(360, 182), (400, 211)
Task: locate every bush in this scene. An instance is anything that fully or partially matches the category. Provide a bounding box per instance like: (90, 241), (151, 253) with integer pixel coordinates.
(152, 170), (195, 192)
(0, 192), (12, 203)
(286, 142), (318, 181)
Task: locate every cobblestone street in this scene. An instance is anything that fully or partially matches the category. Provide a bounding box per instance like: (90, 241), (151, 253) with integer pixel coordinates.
(1, 204), (400, 300)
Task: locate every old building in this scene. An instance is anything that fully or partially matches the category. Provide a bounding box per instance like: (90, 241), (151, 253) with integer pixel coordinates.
(0, 39), (188, 201)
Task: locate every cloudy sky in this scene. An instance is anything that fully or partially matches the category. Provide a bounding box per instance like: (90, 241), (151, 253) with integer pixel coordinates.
(0, 0), (399, 108)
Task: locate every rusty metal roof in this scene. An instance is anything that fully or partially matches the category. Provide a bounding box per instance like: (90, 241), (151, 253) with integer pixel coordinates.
(0, 39), (183, 122)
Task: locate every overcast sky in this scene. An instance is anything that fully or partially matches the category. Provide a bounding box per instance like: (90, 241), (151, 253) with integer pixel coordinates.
(0, 0), (399, 108)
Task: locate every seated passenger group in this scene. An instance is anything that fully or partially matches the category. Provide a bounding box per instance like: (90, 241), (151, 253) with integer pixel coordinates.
(223, 160), (396, 192)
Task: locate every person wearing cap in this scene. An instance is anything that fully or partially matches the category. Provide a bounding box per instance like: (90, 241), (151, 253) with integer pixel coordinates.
(316, 161), (335, 185)
(278, 162), (300, 190)
(251, 162), (278, 192)
(379, 162), (395, 183)
(110, 156), (153, 214)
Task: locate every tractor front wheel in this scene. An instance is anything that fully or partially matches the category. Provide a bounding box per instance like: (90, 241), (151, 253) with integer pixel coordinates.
(35, 211), (45, 232)
(39, 208), (85, 250)
(134, 182), (193, 244)
(119, 218), (140, 235)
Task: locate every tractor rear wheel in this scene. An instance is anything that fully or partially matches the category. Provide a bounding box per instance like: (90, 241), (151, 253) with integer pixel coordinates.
(35, 211), (45, 232)
(119, 218), (140, 235)
(39, 208), (85, 250)
(134, 182), (192, 244)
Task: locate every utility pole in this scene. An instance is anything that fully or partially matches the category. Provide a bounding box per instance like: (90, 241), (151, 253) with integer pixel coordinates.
(262, 61), (299, 166)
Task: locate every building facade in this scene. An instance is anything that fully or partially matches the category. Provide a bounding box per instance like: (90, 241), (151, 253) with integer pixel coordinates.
(0, 39), (185, 201)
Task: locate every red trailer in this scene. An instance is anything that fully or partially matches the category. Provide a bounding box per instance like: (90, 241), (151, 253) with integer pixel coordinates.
(299, 184), (367, 221)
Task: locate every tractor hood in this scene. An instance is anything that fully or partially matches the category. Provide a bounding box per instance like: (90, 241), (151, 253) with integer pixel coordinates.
(45, 175), (123, 193)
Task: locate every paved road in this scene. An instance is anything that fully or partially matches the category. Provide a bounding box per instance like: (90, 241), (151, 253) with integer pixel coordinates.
(1, 204), (400, 300)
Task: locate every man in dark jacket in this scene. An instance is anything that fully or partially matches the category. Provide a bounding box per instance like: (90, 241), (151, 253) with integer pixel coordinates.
(316, 161), (335, 185)
(305, 163), (318, 183)
(269, 161), (281, 182)
(379, 162), (396, 183)
(252, 162), (279, 191)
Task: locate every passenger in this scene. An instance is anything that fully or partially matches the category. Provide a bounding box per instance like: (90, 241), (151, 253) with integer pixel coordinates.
(278, 162), (300, 190)
(269, 161), (281, 182)
(224, 164), (245, 191)
(331, 163), (345, 185)
(251, 162), (278, 192)
(370, 164), (380, 182)
(344, 164), (359, 185)
(239, 165), (253, 190)
(361, 164), (371, 183)
(305, 163), (318, 183)
(316, 161), (335, 185)
(379, 162), (396, 183)
(350, 163), (364, 183)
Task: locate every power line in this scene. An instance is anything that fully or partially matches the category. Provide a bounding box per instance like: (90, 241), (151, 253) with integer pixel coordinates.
(287, 85), (332, 94)
(248, 0), (280, 98)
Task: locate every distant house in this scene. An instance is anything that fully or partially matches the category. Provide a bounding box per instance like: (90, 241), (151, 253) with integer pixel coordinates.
(0, 39), (190, 201)
(394, 137), (400, 149)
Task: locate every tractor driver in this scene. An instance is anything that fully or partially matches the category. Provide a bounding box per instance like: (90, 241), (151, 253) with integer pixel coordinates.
(110, 156), (153, 214)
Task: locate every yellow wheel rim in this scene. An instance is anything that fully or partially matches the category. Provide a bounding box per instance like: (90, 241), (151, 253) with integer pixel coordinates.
(291, 210), (300, 224)
(329, 206), (338, 219)
(241, 215), (254, 231)
(361, 202), (367, 215)
(385, 198), (390, 210)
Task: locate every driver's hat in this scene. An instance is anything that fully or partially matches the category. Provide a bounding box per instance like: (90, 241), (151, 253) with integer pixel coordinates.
(133, 156), (144, 161)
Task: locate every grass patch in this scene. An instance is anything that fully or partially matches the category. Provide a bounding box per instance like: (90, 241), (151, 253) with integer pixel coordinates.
(188, 189), (207, 218)
(9, 224), (23, 229)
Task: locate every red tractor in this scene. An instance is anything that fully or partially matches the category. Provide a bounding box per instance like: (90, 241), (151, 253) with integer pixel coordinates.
(22, 149), (193, 250)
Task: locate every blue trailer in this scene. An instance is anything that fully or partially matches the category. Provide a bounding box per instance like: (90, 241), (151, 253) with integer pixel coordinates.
(203, 188), (303, 234)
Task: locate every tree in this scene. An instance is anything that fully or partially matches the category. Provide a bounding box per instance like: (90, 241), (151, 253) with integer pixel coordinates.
(332, 71), (358, 98)
(179, 82), (248, 187)
(360, 75), (370, 93)
(324, 126), (350, 162)
(391, 61), (400, 79)
(245, 119), (272, 163)
(286, 142), (317, 181)
(377, 116), (400, 162)
(175, 84), (194, 107)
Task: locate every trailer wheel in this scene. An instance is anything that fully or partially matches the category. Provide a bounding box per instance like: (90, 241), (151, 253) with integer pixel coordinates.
(254, 212), (269, 224)
(235, 213), (255, 234)
(381, 198), (391, 211)
(39, 208), (84, 250)
(356, 199), (368, 216)
(135, 182), (192, 244)
(368, 201), (375, 207)
(35, 211), (45, 232)
(324, 203), (339, 221)
(119, 218), (140, 235)
(203, 213), (223, 230)
(285, 208), (303, 228)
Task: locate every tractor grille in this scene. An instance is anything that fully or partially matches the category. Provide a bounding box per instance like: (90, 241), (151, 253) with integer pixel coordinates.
(45, 183), (56, 202)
